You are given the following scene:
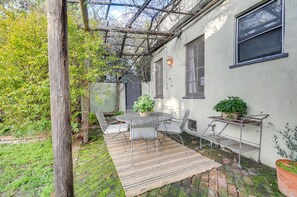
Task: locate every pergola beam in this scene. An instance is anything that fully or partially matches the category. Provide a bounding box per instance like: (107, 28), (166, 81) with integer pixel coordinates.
(67, 0), (194, 15)
(119, 0), (152, 57)
(151, 0), (221, 53)
(94, 26), (176, 36)
(106, 34), (161, 40)
(133, 0), (182, 55)
(121, 52), (151, 56)
(104, 0), (112, 43)
(79, 0), (90, 31)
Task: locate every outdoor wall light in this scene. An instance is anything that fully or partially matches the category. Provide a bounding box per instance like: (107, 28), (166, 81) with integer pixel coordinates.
(166, 56), (173, 66)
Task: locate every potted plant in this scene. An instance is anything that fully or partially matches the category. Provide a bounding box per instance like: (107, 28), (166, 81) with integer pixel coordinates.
(132, 94), (154, 116)
(273, 124), (297, 197)
(213, 96), (247, 120)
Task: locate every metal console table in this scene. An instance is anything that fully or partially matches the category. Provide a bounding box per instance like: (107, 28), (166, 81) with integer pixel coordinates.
(200, 114), (269, 168)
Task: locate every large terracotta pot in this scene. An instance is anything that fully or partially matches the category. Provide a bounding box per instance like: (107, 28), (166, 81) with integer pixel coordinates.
(222, 112), (238, 120)
(276, 159), (297, 197)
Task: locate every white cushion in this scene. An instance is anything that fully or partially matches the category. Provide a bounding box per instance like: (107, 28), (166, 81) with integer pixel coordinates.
(157, 123), (182, 134)
(130, 127), (157, 140)
(105, 123), (129, 134)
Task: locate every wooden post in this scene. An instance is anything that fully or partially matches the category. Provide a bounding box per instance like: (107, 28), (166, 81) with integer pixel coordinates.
(78, 0), (91, 143)
(47, 0), (74, 196)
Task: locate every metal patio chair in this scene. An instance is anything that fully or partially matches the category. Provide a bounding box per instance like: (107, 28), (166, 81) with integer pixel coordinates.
(157, 109), (190, 147)
(96, 112), (129, 142)
(130, 115), (159, 165)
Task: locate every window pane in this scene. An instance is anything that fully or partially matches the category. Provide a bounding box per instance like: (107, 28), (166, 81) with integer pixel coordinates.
(189, 82), (197, 94)
(198, 67), (204, 82)
(197, 81), (204, 95)
(238, 0), (282, 42)
(238, 28), (282, 62)
(155, 59), (163, 97)
(186, 36), (204, 97)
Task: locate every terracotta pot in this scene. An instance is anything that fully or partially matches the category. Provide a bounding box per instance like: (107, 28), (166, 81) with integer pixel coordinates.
(222, 112), (238, 120)
(276, 159), (297, 197)
(139, 112), (150, 117)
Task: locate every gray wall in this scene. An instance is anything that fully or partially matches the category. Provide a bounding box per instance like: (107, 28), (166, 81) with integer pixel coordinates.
(90, 83), (125, 113)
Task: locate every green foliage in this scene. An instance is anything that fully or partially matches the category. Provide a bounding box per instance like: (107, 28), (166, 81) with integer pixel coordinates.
(0, 9), (50, 136)
(132, 94), (155, 113)
(115, 110), (124, 116)
(0, 140), (54, 196)
(88, 112), (98, 126)
(213, 96), (247, 116)
(273, 123), (297, 162)
(278, 161), (297, 174)
(0, 7), (119, 136)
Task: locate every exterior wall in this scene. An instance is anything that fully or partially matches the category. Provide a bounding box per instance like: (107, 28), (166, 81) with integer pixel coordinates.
(149, 0), (297, 167)
(90, 83), (125, 113)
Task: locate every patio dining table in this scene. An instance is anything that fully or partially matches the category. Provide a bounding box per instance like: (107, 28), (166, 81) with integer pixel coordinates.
(116, 112), (173, 124)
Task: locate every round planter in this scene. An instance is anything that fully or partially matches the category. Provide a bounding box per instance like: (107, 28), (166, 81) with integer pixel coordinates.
(222, 112), (238, 120)
(139, 112), (150, 117)
(276, 159), (297, 197)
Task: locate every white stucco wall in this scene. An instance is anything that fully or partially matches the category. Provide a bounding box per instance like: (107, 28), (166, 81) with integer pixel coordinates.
(149, 0), (297, 167)
(90, 83), (126, 113)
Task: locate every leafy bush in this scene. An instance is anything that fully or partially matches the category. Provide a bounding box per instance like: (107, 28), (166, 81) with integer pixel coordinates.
(132, 94), (154, 113)
(88, 112), (98, 126)
(273, 124), (297, 162)
(213, 96), (247, 116)
(0, 7), (118, 136)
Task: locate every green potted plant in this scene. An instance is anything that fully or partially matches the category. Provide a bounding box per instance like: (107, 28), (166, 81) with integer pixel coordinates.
(213, 96), (247, 120)
(132, 94), (154, 116)
(273, 124), (297, 197)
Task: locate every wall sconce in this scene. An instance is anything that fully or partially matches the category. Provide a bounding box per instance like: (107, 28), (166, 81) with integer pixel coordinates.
(166, 56), (173, 66)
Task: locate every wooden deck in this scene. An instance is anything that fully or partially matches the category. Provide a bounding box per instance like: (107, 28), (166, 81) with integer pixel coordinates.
(104, 133), (221, 196)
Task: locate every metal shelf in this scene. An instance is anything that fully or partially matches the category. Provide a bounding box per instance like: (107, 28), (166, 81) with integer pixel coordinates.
(200, 114), (269, 168)
(203, 134), (260, 153)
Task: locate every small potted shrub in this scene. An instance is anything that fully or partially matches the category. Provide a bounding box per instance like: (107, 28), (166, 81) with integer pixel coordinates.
(132, 94), (154, 116)
(273, 124), (297, 197)
(213, 96), (247, 120)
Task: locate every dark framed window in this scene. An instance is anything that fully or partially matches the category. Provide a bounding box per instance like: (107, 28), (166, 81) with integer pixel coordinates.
(155, 59), (163, 98)
(236, 0), (284, 64)
(185, 35), (205, 98)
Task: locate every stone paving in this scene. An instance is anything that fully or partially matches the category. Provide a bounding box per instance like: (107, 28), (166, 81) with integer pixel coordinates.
(73, 129), (284, 197)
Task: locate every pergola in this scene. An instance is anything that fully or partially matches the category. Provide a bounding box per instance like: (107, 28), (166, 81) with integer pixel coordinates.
(46, 0), (221, 196)
(67, 0), (220, 75)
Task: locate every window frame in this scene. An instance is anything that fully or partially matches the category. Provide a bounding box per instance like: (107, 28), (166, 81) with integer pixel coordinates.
(184, 35), (205, 99)
(235, 0), (285, 65)
(154, 58), (163, 98)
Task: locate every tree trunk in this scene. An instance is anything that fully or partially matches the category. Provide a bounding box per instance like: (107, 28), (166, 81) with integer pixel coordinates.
(81, 82), (90, 143)
(47, 0), (74, 196)
(114, 79), (120, 112)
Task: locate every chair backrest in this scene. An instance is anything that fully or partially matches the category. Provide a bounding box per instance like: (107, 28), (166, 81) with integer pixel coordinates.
(180, 109), (190, 131)
(96, 112), (108, 132)
(130, 115), (158, 140)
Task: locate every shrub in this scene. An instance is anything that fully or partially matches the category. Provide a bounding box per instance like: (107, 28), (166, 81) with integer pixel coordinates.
(273, 123), (297, 162)
(213, 96), (247, 116)
(88, 112), (98, 126)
